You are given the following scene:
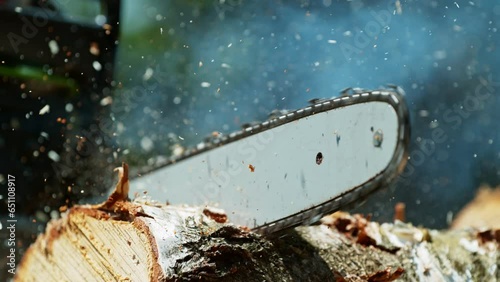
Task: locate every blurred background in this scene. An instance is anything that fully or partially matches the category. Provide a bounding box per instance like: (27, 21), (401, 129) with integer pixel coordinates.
(0, 0), (498, 279)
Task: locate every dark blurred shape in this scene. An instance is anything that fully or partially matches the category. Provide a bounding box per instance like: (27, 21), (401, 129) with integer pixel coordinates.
(0, 0), (120, 217)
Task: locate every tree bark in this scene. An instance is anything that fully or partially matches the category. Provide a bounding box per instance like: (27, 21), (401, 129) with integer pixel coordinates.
(15, 165), (500, 281)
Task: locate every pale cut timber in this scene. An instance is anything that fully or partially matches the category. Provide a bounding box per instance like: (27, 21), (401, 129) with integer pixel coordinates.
(16, 164), (500, 281)
(451, 185), (500, 229)
(17, 207), (156, 281)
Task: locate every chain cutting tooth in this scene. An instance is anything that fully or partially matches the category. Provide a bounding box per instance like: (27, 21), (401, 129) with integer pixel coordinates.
(339, 87), (352, 96)
(351, 87), (368, 94)
(241, 121), (260, 130)
(268, 109), (290, 120)
(308, 98), (327, 105)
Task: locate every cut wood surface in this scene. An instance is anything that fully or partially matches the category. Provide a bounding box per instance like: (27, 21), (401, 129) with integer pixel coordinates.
(16, 164), (500, 281)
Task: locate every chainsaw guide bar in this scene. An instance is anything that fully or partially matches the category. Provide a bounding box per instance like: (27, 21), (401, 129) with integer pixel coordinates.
(132, 87), (410, 235)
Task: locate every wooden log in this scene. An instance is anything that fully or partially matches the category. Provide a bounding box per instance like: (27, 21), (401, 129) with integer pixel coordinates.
(15, 164), (500, 281)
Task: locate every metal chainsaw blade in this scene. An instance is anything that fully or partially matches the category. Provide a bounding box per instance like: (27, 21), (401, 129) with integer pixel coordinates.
(131, 88), (410, 234)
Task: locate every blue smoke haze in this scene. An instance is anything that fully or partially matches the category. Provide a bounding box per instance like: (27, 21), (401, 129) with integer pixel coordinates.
(116, 0), (499, 228)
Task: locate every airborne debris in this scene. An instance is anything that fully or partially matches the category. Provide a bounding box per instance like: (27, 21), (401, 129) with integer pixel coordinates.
(173, 96), (181, 104)
(171, 144), (184, 157)
(48, 40), (59, 55)
(65, 103), (74, 112)
(100, 96), (113, 106)
(140, 137), (154, 152)
(89, 42), (100, 55)
(92, 61), (102, 71)
(143, 67), (154, 81)
(39, 104), (50, 115)
(47, 150), (60, 162)
(395, 0), (403, 14)
(248, 164), (255, 172)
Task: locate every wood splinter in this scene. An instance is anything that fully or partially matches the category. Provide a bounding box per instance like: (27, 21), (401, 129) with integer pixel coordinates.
(92, 162), (149, 219)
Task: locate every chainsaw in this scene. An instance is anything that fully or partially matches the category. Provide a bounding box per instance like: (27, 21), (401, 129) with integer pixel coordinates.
(131, 86), (410, 234)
